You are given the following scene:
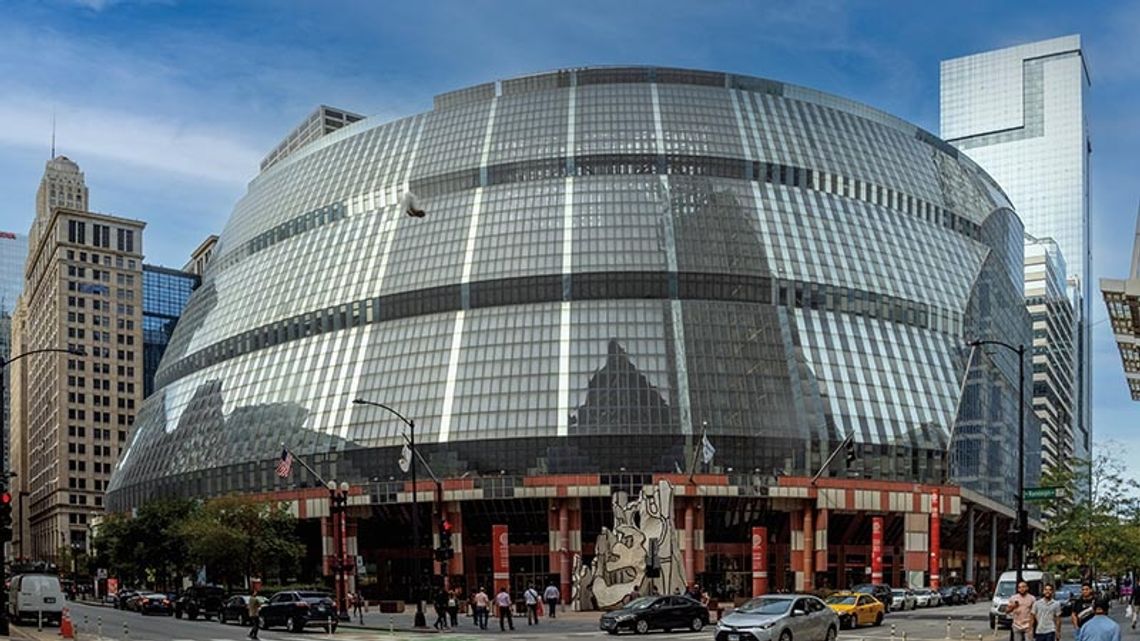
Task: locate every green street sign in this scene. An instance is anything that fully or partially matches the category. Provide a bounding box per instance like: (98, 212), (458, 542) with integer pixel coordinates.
(1024, 486), (1063, 501)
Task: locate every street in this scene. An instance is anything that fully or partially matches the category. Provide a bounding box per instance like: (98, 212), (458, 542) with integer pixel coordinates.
(11, 600), (1137, 641)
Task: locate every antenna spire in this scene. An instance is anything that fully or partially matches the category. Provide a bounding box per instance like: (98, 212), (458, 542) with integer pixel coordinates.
(51, 111), (56, 158)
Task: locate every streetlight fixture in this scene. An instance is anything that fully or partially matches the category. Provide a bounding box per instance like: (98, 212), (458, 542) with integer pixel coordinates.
(968, 339), (1027, 585)
(352, 398), (432, 628)
(0, 345), (84, 636)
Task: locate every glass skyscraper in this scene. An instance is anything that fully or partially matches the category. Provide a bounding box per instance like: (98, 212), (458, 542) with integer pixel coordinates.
(0, 231), (27, 313)
(109, 66), (1034, 512)
(941, 35), (1092, 462)
(142, 265), (200, 398)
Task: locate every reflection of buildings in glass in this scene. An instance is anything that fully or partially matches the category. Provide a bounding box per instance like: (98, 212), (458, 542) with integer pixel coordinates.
(0, 231), (27, 313)
(107, 69), (1034, 595)
(142, 265), (200, 398)
(941, 34), (1091, 467)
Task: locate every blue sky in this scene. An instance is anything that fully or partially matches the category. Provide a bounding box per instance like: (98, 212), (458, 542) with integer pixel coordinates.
(1, 0), (1138, 465)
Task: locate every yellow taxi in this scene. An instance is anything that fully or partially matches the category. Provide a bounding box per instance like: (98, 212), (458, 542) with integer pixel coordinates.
(824, 592), (885, 629)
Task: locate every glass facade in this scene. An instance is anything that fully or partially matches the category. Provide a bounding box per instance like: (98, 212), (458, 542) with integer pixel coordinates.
(0, 232), (27, 313)
(941, 35), (1091, 463)
(108, 66), (1033, 511)
(141, 265), (199, 398)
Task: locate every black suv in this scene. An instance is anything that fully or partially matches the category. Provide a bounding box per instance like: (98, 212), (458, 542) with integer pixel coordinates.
(258, 591), (338, 633)
(174, 585), (227, 620)
(851, 584), (894, 609)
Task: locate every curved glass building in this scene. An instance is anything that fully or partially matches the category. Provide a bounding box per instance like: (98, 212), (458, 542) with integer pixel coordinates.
(108, 67), (1032, 518)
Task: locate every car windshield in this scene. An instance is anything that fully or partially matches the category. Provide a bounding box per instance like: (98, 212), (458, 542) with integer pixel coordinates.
(826, 595), (858, 605)
(735, 597), (794, 615)
(300, 593), (333, 603)
(852, 585), (874, 593)
(624, 597), (660, 610)
(995, 581), (1017, 598)
(892, 590), (905, 596)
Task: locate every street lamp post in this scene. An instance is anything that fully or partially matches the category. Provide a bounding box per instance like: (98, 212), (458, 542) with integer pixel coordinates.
(969, 339), (1027, 585)
(0, 346), (84, 636)
(327, 480), (350, 618)
(352, 398), (429, 628)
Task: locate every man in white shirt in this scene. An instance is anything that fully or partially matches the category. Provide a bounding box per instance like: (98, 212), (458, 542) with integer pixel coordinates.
(543, 582), (560, 619)
(524, 584), (540, 625)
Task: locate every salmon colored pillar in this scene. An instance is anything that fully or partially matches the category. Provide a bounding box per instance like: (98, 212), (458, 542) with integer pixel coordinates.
(930, 490), (942, 589)
(871, 516), (884, 584)
(802, 507), (814, 592)
(559, 502), (571, 603)
(684, 502), (695, 587)
(751, 527), (769, 596)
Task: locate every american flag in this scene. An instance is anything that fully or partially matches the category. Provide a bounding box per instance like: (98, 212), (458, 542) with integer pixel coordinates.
(275, 448), (293, 478)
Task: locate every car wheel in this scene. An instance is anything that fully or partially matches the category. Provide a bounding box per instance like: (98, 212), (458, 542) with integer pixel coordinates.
(874, 612), (883, 626)
(174, 609), (182, 619)
(826, 625), (838, 641)
(288, 616), (304, 633)
(690, 616), (704, 632)
(779, 629), (793, 641)
(635, 619), (649, 634)
(989, 616), (996, 630)
(607, 631), (618, 636)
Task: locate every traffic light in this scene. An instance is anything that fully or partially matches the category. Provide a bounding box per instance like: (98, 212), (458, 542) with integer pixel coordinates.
(844, 438), (857, 463)
(435, 519), (454, 562)
(0, 491), (12, 543)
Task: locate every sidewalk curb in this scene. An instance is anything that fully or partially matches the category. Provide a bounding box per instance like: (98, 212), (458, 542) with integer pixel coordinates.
(341, 624), (441, 633)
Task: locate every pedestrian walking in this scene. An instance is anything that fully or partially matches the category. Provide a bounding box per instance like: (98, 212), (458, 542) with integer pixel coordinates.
(353, 591), (364, 624)
(1076, 599), (1120, 641)
(543, 581), (560, 618)
(524, 584), (540, 625)
(1007, 581), (1036, 641)
(433, 588), (450, 630)
(473, 587), (490, 630)
(1032, 584), (1063, 641)
(448, 589), (460, 627)
(247, 592), (262, 640)
(1070, 584), (1097, 630)
(496, 587), (514, 631)
(1128, 583), (1140, 629)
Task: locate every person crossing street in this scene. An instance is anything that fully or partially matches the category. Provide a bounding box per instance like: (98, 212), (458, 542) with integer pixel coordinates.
(247, 591), (262, 640)
(543, 581), (560, 618)
(496, 587), (515, 631)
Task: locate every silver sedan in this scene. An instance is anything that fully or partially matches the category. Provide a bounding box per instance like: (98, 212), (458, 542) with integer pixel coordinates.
(716, 595), (839, 641)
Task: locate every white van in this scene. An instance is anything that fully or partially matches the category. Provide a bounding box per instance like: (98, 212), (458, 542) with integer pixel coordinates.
(989, 569), (1055, 629)
(9, 573), (66, 625)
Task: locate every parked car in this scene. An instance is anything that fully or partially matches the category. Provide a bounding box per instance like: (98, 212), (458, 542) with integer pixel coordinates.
(956, 585), (978, 604)
(825, 592), (885, 629)
(258, 591), (339, 633)
(850, 584), (893, 608)
(115, 590), (139, 610)
(125, 593), (148, 612)
(717, 594), (838, 641)
(889, 589), (916, 611)
(600, 595), (708, 635)
(175, 585), (226, 620)
(913, 588), (941, 608)
(219, 595), (268, 626)
(137, 593), (174, 616)
(102, 593), (119, 606)
(938, 586), (960, 605)
(9, 573), (65, 625)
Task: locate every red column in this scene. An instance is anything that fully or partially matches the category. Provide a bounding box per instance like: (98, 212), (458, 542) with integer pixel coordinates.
(930, 490), (942, 589)
(559, 502), (570, 604)
(802, 508), (814, 592)
(751, 527), (768, 596)
(871, 516), (883, 584)
(492, 524), (510, 593)
(684, 502), (695, 588)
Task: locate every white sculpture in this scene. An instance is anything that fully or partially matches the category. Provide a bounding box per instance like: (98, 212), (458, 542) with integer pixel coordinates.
(572, 480), (687, 610)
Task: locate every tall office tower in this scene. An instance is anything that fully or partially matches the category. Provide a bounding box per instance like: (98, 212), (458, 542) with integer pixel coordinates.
(183, 235), (218, 277)
(941, 35), (1092, 464)
(1025, 237), (1076, 476)
(259, 105), (363, 172)
(0, 232), (28, 312)
(1101, 207), (1140, 400)
(141, 265), (199, 398)
(11, 156), (144, 562)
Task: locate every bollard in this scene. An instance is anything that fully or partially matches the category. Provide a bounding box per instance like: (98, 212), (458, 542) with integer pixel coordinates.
(903, 632), (909, 641)
(891, 623), (897, 641)
(389, 615), (394, 634)
(946, 617), (952, 640)
(327, 615), (334, 636)
(961, 625), (966, 641)
(123, 621), (128, 641)
(39, 608), (43, 631)
(97, 616), (103, 641)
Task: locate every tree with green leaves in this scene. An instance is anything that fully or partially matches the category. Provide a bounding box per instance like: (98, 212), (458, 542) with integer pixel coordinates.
(1035, 444), (1140, 579)
(178, 495), (303, 589)
(92, 498), (197, 590)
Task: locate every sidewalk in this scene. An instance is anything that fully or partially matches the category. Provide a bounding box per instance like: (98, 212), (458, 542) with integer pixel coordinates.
(342, 606), (598, 632)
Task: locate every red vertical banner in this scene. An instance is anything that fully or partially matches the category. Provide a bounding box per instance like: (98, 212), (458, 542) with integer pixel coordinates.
(492, 524), (510, 592)
(751, 527), (768, 596)
(871, 516), (883, 584)
(930, 490), (941, 589)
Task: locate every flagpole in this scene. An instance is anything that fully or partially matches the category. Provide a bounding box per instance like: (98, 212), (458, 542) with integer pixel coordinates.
(687, 422), (707, 484)
(281, 442), (329, 487)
